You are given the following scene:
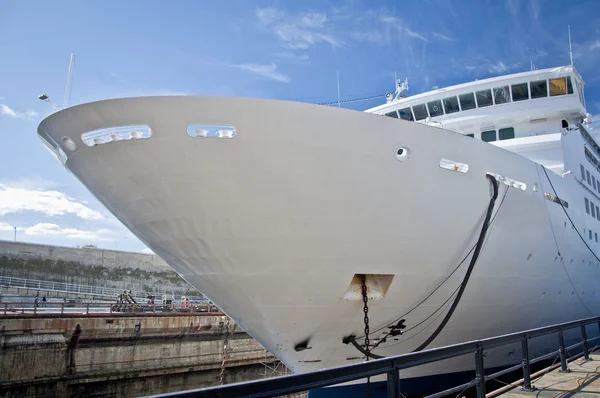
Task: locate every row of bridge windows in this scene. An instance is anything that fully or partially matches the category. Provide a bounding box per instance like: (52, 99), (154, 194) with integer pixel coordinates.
(385, 76), (576, 122)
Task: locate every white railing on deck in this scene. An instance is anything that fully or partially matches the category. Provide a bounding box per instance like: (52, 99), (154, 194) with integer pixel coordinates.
(0, 275), (205, 302)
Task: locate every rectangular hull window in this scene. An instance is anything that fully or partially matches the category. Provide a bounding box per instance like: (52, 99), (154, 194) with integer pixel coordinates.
(530, 80), (548, 98)
(412, 104), (429, 121)
(549, 78), (567, 96)
(427, 100), (444, 117)
(385, 111), (399, 118)
(511, 83), (529, 101)
(398, 108), (414, 121)
(476, 89), (493, 107)
(581, 164), (586, 180)
(499, 127), (515, 140)
(567, 76), (574, 94)
(494, 86), (510, 104)
(459, 93), (476, 111)
(586, 197), (590, 214)
(587, 170), (591, 185)
(443, 96), (460, 114)
(482, 130), (497, 142)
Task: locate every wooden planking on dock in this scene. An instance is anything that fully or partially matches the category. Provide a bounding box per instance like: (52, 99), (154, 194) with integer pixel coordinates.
(499, 355), (600, 397)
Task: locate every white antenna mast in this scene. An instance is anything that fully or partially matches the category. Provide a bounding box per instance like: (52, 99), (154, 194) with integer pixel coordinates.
(568, 25), (573, 66)
(63, 52), (75, 108)
(336, 70), (341, 108)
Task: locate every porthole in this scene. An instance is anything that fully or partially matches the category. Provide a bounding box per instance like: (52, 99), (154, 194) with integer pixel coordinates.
(395, 147), (409, 161)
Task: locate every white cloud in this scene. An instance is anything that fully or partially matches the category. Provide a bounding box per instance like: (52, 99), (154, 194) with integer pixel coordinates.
(276, 51), (311, 63)
(0, 222), (20, 232)
(405, 28), (429, 42)
(379, 15), (429, 43)
(233, 63), (290, 83)
(0, 184), (104, 221)
(22, 223), (114, 241)
(432, 32), (455, 42)
(0, 104), (39, 120)
(351, 31), (384, 44)
(487, 61), (520, 74)
(256, 7), (342, 50)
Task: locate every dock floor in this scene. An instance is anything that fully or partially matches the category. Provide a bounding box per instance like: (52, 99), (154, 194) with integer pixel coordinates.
(500, 355), (600, 397)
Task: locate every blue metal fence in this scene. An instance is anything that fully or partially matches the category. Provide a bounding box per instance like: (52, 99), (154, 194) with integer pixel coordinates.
(143, 316), (600, 398)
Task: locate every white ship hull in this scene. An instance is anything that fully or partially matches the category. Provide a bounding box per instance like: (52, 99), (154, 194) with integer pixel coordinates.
(38, 96), (600, 394)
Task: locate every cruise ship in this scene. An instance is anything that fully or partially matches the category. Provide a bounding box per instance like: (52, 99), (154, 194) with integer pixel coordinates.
(37, 65), (600, 396)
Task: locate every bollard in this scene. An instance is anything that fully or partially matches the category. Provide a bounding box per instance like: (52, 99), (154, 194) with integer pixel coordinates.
(521, 336), (534, 391)
(386, 367), (400, 398)
(558, 330), (570, 372)
(475, 344), (486, 398)
(582, 325), (590, 361)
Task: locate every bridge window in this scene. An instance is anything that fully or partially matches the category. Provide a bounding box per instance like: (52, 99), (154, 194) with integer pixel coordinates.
(549, 77), (567, 96)
(482, 130), (496, 142)
(567, 76), (574, 94)
(582, 165), (586, 180)
(427, 100), (444, 117)
(443, 96), (460, 114)
(592, 202), (596, 218)
(586, 197), (590, 214)
(459, 93), (476, 111)
(594, 176), (597, 191)
(590, 230), (593, 240)
(511, 83), (529, 101)
(596, 205), (599, 220)
(466, 133), (475, 138)
(398, 107), (414, 121)
(499, 127), (515, 140)
(494, 86), (510, 104)
(476, 89), (493, 107)
(385, 111), (398, 118)
(596, 233), (598, 243)
(530, 80), (548, 98)
(412, 104), (428, 121)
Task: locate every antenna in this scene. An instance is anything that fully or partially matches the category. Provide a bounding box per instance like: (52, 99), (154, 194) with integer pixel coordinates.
(568, 25), (573, 66)
(63, 52), (75, 108)
(336, 70), (341, 108)
(530, 60), (533, 71)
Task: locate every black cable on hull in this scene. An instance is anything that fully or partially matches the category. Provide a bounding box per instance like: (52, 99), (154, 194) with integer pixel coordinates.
(412, 173), (499, 352)
(344, 174), (499, 359)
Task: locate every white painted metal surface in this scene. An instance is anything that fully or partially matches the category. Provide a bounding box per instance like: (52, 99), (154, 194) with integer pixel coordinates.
(36, 66), (600, 386)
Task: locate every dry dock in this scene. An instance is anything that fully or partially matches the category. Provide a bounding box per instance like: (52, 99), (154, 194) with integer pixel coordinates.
(0, 311), (279, 397)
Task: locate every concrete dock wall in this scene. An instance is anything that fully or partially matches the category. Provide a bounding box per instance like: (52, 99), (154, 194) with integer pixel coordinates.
(0, 314), (278, 397)
(0, 240), (197, 296)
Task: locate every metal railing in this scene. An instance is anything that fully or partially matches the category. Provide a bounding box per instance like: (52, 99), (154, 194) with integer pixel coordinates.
(0, 275), (205, 302)
(145, 316), (600, 398)
(1, 301), (222, 317)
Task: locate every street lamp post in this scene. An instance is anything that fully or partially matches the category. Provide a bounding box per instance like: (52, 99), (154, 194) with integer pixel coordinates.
(38, 94), (59, 113)
(13, 226), (16, 242)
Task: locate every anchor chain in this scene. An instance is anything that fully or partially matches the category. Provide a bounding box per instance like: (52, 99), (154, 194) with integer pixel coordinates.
(219, 317), (232, 385)
(361, 274), (373, 398)
(361, 274), (371, 359)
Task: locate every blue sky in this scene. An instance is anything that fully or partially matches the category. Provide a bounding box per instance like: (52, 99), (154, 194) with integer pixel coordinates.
(1, 0), (600, 253)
